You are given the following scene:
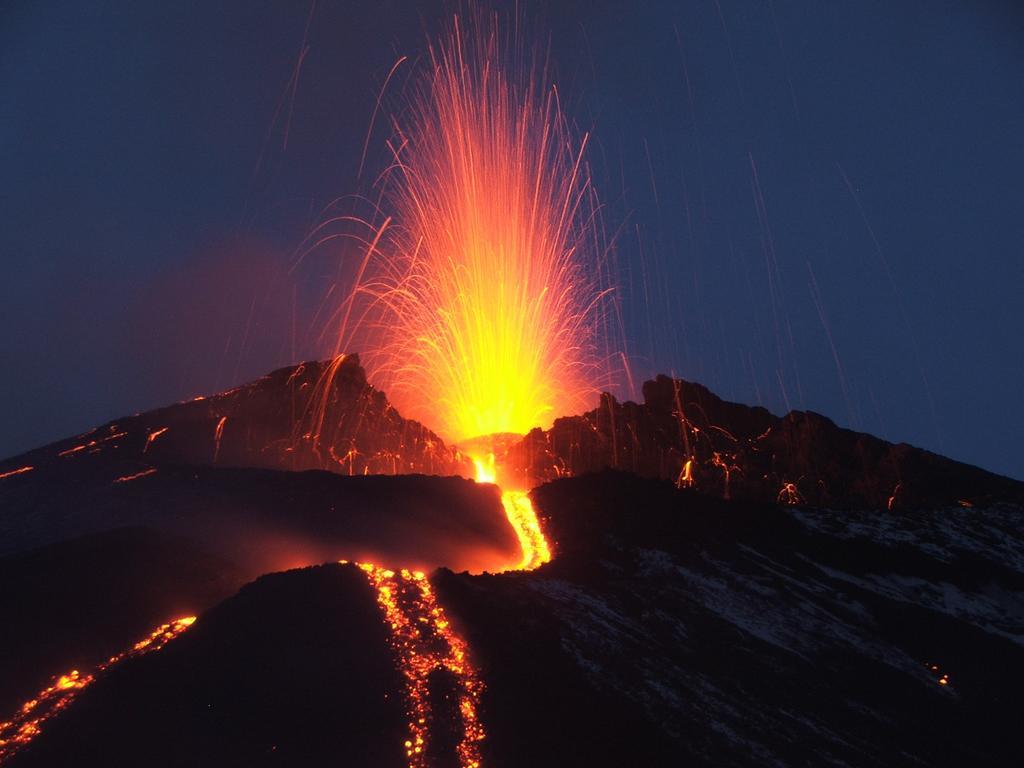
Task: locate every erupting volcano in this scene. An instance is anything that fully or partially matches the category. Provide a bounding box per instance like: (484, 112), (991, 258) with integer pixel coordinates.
(3, 4), (1024, 768)
(322, 12), (614, 445)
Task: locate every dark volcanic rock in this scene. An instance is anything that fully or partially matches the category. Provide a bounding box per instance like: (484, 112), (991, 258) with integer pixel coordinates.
(4, 473), (1023, 767)
(3, 362), (1024, 767)
(0, 527), (243, 716)
(0, 355), (471, 488)
(0, 465), (518, 573)
(502, 375), (1024, 509)
(434, 471), (1024, 767)
(9, 564), (410, 768)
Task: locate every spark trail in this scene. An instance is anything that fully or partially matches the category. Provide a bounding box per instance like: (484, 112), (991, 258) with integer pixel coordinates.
(330, 10), (615, 444)
(0, 617), (196, 764)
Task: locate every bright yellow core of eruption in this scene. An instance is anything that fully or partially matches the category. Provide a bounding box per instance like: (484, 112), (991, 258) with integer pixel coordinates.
(350, 14), (606, 444)
(473, 454), (551, 571)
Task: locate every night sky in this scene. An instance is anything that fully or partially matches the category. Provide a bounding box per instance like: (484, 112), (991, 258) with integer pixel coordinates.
(2, 1), (1022, 479)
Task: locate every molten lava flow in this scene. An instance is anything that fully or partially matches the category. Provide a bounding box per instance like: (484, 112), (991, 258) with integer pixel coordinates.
(57, 429), (127, 458)
(143, 427), (168, 453)
(473, 453), (552, 572)
(113, 468), (158, 484)
(355, 563), (484, 768)
(0, 466), (33, 481)
(0, 617), (195, 764)
(213, 416), (228, 462)
(331, 11), (614, 444)
(497, 491), (551, 571)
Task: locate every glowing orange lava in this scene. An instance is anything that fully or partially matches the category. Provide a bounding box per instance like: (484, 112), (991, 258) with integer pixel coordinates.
(355, 563), (484, 768)
(113, 467), (158, 484)
(473, 454), (551, 571)
(0, 617), (195, 764)
(213, 416), (228, 462)
(0, 466), (33, 481)
(331, 11), (614, 444)
(57, 430), (127, 458)
(143, 427), (168, 453)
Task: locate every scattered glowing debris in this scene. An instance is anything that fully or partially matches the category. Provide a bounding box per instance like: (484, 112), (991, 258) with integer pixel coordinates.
(0, 617), (196, 763)
(143, 427), (169, 453)
(213, 416), (228, 462)
(113, 468), (158, 484)
(676, 459), (694, 489)
(777, 482), (804, 506)
(925, 662), (952, 688)
(357, 563), (484, 768)
(711, 452), (736, 500)
(58, 431), (127, 458)
(887, 483), (902, 511)
(0, 466), (33, 481)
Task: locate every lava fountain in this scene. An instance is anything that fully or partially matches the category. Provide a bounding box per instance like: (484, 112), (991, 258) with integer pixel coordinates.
(329, 10), (615, 444)
(322, 13), (609, 764)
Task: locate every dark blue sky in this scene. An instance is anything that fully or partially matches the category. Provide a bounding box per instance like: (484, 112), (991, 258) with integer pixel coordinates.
(2, 1), (1022, 479)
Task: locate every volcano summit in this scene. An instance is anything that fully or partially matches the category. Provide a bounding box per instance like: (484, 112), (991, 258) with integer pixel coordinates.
(1, 357), (1023, 767)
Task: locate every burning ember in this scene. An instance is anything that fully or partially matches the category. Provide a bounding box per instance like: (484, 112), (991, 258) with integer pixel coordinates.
(0, 617), (196, 764)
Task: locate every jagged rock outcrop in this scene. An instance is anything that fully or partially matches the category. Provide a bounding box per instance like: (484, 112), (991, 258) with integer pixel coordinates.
(501, 375), (1024, 509)
(0, 355), (470, 486)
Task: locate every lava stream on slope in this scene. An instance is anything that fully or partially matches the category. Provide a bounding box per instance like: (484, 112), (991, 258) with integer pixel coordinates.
(355, 563), (485, 768)
(354, 458), (553, 767)
(0, 617), (196, 764)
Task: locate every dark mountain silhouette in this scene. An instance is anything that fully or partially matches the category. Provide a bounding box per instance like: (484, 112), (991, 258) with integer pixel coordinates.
(1, 359), (1022, 766)
(501, 375), (1024, 509)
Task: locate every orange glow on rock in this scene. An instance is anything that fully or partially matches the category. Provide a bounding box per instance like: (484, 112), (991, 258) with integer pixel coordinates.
(0, 617), (196, 764)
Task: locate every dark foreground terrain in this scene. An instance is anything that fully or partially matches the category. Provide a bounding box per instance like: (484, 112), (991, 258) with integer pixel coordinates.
(1, 360), (1022, 766)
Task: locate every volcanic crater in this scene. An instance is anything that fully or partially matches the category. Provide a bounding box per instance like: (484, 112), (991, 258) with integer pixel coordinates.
(1, 357), (1023, 767)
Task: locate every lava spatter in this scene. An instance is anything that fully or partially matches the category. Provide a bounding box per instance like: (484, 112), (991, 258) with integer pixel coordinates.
(355, 563), (484, 768)
(0, 617), (196, 764)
